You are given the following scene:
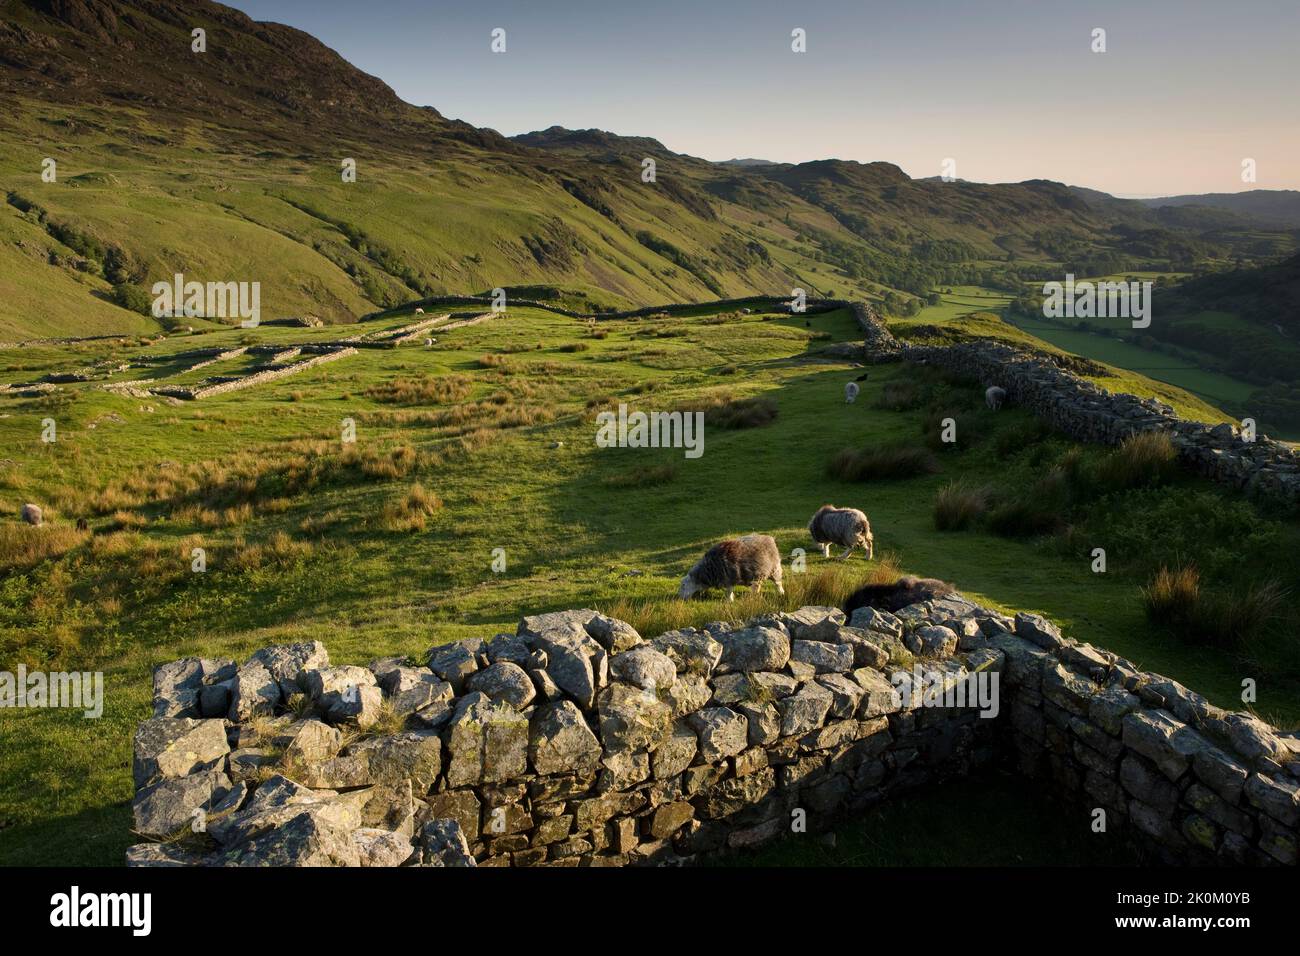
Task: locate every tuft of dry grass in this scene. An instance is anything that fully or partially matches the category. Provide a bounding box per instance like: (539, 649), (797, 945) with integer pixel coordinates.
(364, 374), (473, 405)
(682, 392), (778, 429)
(828, 444), (939, 482)
(602, 462), (679, 489)
(380, 483), (444, 532)
(1098, 431), (1178, 489)
(933, 481), (990, 531)
(1143, 565), (1287, 648)
(0, 521), (90, 571)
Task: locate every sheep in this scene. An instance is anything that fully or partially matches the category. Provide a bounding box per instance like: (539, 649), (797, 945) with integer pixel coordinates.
(807, 505), (874, 560)
(842, 575), (955, 617)
(415, 307), (425, 315)
(985, 385), (1006, 411)
(678, 534), (784, 601)
(844, 381), (860, 404)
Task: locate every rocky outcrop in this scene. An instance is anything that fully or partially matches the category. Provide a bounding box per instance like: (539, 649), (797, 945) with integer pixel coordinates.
(129, 594), (1299, 866)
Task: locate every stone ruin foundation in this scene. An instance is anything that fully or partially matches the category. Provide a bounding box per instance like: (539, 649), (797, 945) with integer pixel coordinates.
(127, 588), (1300, 867)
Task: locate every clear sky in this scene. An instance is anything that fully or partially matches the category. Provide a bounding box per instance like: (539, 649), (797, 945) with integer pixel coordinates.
(228, 0), (1299, 196)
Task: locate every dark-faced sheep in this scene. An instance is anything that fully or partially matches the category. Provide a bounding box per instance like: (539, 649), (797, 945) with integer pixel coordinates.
(843, 575), (954, 617)
(985, 386), (1006, 411)
(808, 505), (874, 560)
(678, 534), (784, 601)
(844, 381), (859, 404)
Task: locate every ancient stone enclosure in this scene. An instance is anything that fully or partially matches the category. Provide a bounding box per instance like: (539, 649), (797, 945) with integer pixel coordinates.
(130, 594), (1299, 867)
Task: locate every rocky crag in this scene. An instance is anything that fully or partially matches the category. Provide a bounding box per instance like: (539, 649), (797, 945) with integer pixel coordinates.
(129, 594), (1299, 867)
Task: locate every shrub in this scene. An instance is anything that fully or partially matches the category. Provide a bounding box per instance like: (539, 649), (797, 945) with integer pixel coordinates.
(1097, 431), (1178, 489)
(828, 444), (939, 482)
(933, 482), (990, 531)
(689, 394), (778, 429)
(1142, 566), (1284, 648)
(602, 462), (679, 489)
(994, 419), (1053, 458)
(875, 381), (923, 411)
(558, 342), (590, 353)
(381, 483), (443, 532)
(364, 374), (473, 405)
(986, 470), (1071, 538)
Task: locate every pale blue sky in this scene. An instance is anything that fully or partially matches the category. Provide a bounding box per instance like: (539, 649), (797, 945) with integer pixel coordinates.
(229, 0), (1300, 196)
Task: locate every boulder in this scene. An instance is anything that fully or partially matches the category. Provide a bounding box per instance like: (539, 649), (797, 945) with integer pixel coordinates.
(597, 682), (672, 753)
(714, 625), (790, 674)
(132, 770), (232, 838)
(585, 614), (643, 655)
(426, 643), (479, 693)
(227, 661), (282, 722)
(354, 827), (415, 867)
(532, 625), (606, 709)
(650, 629), (723, 675)
(529, 700), (602, 775)
(688, 707), (748, 760)
(790, 640), (854, 674)
(133, 717), (230, 788)
(609, 645), (677, 693)
(445, 693), (529, 786)
(248, 641), (330, 698)
(419, 819), (477, 866)
(466, 661), (536, 709)
(777, 681), (834, 736)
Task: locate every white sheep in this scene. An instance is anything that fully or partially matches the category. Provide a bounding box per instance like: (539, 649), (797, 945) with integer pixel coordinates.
(985, 386), (1006, 411)
(415, 307), (425, 315)
(807, 505), (874, 560)
(678, 534), (784, 601)
(844, 381), (859, 404)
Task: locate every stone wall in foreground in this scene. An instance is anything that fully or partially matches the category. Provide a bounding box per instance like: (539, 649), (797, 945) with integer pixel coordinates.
(128, 592), (1299, 867)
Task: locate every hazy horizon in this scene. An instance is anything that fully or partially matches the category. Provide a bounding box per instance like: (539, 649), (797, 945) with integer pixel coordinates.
(227, 0), (1296, 196)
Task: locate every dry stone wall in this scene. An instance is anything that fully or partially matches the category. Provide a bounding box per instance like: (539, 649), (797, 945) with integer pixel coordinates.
(129, 593), (1299, 867)
(848, 304), (1300, 507)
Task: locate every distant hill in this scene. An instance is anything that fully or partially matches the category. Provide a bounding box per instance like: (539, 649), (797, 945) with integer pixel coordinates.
(1140, 191), (1300, 229)
(0, 0), (1295, 340)
(718, 158), (780, 167)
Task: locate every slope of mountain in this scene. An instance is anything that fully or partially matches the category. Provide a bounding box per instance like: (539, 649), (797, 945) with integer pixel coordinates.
(1141, 190), (1300, 229)
(0, 0), (1295, 342)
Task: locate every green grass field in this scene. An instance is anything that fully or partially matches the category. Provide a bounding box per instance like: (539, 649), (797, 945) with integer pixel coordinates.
(2, 300), (1296, 866)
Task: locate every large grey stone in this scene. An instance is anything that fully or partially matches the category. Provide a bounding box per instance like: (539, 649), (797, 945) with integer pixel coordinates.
(688, 707), (748, 760)
(466, 661), (536, 709)
(133, 717), (230, 788)
(529, 700), (602, 775)
(714, 625), (790, 674)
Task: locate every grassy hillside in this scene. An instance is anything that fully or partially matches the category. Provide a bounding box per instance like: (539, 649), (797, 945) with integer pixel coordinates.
(2, 300), (1297, 865)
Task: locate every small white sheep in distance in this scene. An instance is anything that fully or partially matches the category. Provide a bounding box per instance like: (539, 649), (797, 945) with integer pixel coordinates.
(844, 381), (859, 404)
(985, 386), (1006, 411)
(678, 534), (784, 601)
(808, 505), (874, 560)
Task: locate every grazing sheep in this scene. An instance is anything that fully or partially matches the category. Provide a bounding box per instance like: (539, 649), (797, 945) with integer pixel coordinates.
(843, 575), (955, 616)
(844, 381), (860, 404)
(415, 307), (425, 315)
(808, 505), (874, 560)
(985, 385), (1006, 411)
(679, 534), (784, 601)
(21, 503), (42, 526)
